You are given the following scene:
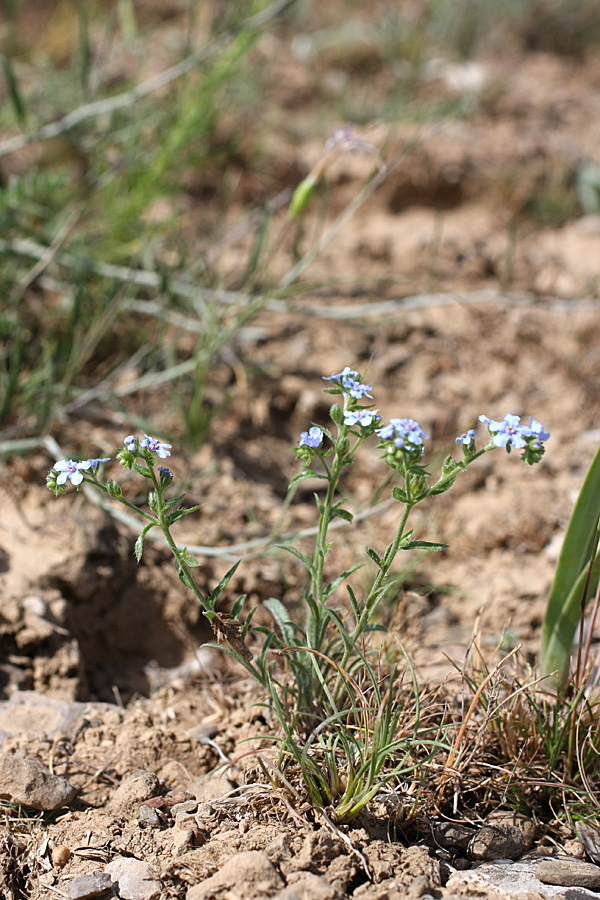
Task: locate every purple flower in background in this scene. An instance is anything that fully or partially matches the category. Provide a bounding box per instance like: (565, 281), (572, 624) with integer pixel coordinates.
(480, 413), (531, 449)
(54, 459), (92, 487)
(456, 429), (476, 446)
(140, 434), (172, 458)
(299, 426), (324, 448)
(344, 409), (381, 428)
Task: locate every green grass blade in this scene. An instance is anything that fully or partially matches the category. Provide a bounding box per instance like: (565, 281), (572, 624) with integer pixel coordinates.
(1, 54), (27, 126)
(540, 446), (600, 683)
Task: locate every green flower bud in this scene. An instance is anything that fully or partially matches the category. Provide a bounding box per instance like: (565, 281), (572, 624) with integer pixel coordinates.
(106, 480), (123, 499)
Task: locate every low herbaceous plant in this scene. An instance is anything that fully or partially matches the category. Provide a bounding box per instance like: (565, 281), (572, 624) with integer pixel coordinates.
(47, 368), (550, 822)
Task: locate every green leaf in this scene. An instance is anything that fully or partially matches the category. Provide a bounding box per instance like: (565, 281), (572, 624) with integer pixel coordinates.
(277, 544), (314, 573)
(541, 446), (600, 685)
(133, 463), (152, 478)
(428, 473), (458, 496)
(289, 470), (327, 488)
(401, 540), (448, 551)
(231, 594), (248, 618)
(134, 522), (156, 563)
(346, 584), (361, 619)
(163, 493), (186, 510)
(323, 563), (365, 600)
(392, 487), (407, 503)
(2, 54), (27, 126)
(206, 561), (240, 605)
(184, 555), (200, 567)
(331, 506), (353, 523)
(264, 597), (296, 646)
(366, 547), (381, 565)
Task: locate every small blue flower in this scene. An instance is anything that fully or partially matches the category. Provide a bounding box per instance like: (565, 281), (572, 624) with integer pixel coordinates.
(480, 413), (530, 449)
(456, 429), (476, 446)
(54, 459), (92, 487)
(529, 417), (550, 442)
(123, 435), (136, 450)
(140, 434), (172, 458)
(87, 457), (111, 468)
(344, 409), (381, 427)
(376, 424), (395, 441)
(299, 426), (324, 448)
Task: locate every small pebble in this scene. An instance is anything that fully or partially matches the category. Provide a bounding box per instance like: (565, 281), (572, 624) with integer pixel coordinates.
(51, 844), (71, 867)
(139, 805), (162, 828)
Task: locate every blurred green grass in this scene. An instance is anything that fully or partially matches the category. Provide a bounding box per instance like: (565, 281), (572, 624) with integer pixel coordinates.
(1, 0), (600, 447)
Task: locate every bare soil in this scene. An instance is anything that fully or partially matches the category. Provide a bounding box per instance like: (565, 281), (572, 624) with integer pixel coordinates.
(2, 14), (600, 900)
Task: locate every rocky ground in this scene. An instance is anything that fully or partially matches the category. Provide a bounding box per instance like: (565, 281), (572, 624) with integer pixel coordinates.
(2, 5), (600, 899)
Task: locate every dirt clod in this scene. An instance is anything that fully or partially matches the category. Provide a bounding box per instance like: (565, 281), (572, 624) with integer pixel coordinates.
(0, 751), (77, 811)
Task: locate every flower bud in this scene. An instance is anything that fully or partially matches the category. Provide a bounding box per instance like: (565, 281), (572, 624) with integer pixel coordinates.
(106, 480), (123, 499)
(158, 467), (173, 488)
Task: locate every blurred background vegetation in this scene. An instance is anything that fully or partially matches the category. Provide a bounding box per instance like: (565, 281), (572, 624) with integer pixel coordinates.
(2, 0), (600, 448)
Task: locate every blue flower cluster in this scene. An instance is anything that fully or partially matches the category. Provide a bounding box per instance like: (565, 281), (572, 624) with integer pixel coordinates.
(124, 434), (172, 458)
(323, 367), (373, 400)
(377, 418), (428, 449)
(478, 413), (550, 463)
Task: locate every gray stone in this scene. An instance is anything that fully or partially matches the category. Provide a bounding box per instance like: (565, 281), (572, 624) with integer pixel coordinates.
(468, 824), (525, 861)
(434, 822), (477, 851)
(447, 858), (600, 898)
(0, 752), (77, 811)
(68, 873), (115, 900)
(0, 690), (122, 750)
(138, 805), (162, 828)
(111, 770), (160, 818)
(105, 857), (162, 900)
(535, 858), (600, 889)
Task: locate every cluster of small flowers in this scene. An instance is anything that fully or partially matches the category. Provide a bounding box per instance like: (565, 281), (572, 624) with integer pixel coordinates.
(123, 434), (172, 459)
(323, 366), (373, 400)
(298, 367), (550, 470)
(47, 434), (173, 490)
(477, 413), (550, 465)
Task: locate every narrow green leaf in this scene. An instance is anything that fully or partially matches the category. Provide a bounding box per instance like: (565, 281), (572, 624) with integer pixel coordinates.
(231, 594), (248, 618)
(1, 54), (26, 126)
(277, 543), (314, 573)
(392, 487), (407, 503)
(541, 541), (600, 686)
(366, 547), (381, 565)
(289, 470), (327, 488)
(331, 507), (353, 523)
(207, 561), (240, 604)
(401, 540), (448, 551)
(323, 563), (364, 600)
(134, 522), (156, 563)
(541, 446), (600, 683)
(264, 597), (296, 646)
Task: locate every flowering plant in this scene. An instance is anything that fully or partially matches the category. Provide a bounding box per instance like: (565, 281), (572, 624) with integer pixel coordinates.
(47, 371), (550, 821)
